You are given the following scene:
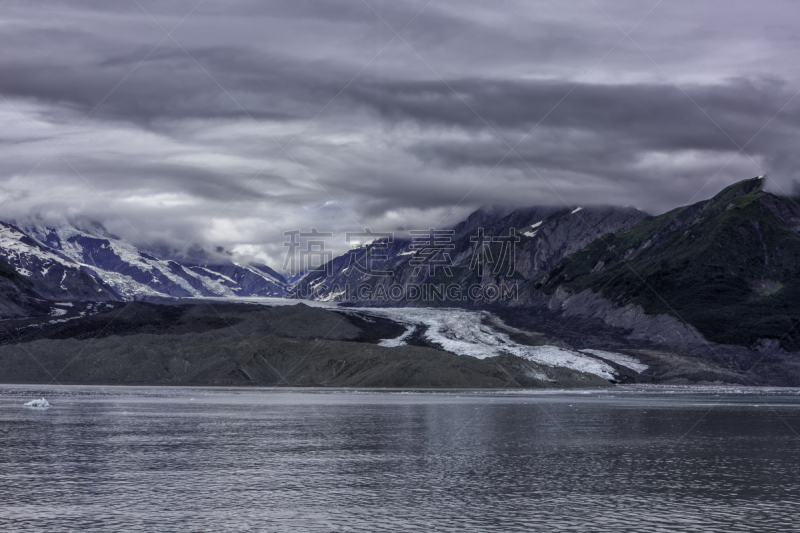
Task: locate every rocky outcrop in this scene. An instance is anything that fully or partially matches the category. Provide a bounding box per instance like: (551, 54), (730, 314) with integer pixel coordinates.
(547, 287), (707, 348)
(537, 177), (800, 352)
(759, 193), (800, 236)
(0, 277), (48, 319)
(0, 252), (63, 319)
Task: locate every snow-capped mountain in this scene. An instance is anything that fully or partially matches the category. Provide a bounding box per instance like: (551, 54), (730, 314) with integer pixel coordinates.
(0, 220), (287, 301)
(0, 221), (119, 301)
(293, 204), (647, 305)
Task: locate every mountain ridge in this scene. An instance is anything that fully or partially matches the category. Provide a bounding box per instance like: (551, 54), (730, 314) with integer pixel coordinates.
(0, 220), (287, 311)
(5, 176), (800, 358)
(536, 176), (800, 351)
(292, 204), (647, 305)
(4, 177), (800, 386)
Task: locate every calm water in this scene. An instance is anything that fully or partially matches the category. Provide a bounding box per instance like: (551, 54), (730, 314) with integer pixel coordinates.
(1, 385), (799, 532)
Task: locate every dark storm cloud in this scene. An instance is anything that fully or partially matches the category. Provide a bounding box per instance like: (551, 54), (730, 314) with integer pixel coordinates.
(401, 78), (800, 169)
(357, 77), (796, 146)
(0, 49), (321, 125)
(2, 0), (800, 264)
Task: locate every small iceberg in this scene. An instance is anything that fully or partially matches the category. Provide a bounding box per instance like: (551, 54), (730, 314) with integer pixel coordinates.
(24, 398), (50, 408)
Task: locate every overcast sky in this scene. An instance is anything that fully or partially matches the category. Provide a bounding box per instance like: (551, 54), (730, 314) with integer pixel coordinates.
(2, 0), (800, 266)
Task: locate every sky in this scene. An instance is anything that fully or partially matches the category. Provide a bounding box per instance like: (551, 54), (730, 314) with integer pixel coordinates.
(2, 0), (800, 267)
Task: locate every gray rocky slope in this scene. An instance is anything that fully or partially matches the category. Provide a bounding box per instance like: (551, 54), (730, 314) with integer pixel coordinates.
(0, 256), (50, 318)
(1, 296), (791, 386)
(0, 302), (609, 388)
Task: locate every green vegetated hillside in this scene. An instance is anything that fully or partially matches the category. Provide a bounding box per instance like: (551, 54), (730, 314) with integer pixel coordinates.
(538, 177), (800, 351)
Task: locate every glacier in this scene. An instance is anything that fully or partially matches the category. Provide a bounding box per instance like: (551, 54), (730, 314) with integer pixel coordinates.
(580, 349), (649, 373)
(338, 307), (618, 380)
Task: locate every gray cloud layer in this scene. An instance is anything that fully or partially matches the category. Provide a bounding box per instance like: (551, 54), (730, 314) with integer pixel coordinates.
(2, 0), (800, 266)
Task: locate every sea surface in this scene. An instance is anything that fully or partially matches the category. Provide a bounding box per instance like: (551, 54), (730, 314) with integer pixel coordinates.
(1, 385), (799, 532)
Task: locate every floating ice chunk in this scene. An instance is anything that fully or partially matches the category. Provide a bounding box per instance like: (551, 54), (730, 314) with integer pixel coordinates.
(24, 398), (50, 408)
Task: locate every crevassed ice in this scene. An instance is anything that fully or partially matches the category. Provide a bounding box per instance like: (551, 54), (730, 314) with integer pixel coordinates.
(345, 307), (616, 380)
(580, 349), (649, 373)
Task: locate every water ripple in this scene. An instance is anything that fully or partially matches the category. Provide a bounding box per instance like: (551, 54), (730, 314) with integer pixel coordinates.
(1, 385), (799, 532)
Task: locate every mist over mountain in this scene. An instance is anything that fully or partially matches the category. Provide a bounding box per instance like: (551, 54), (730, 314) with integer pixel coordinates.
(286, 177), (800, 364)
(2, 177), (800, 386)
(292, 204), (647, 305)
(0, 219), (286, 303)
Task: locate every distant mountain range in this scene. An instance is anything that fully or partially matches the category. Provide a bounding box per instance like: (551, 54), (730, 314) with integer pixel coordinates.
(0, 220), (286, 313)
(293, 204), (647, 303)
(2, 176), (800, 357)
(292, 176), (800, 355)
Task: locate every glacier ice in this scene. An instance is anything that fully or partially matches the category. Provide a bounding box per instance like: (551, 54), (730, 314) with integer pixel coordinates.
(378, 325), (415, 348)
(340, 307), (617, 380)
(580, 349), (649, 373)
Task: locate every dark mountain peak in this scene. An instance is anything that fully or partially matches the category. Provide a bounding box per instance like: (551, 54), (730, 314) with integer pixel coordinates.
(718, 175), (765, 198)
(539, 175), (800, 351)
(704, 176), (766, 210)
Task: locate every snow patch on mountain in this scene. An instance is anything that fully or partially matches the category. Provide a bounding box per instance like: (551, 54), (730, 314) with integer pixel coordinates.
(0, 224), (74, 268)
(1, 221), (287, 301)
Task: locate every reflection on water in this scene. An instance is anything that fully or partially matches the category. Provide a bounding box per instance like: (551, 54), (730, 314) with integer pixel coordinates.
(1, 385), (799, 532)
